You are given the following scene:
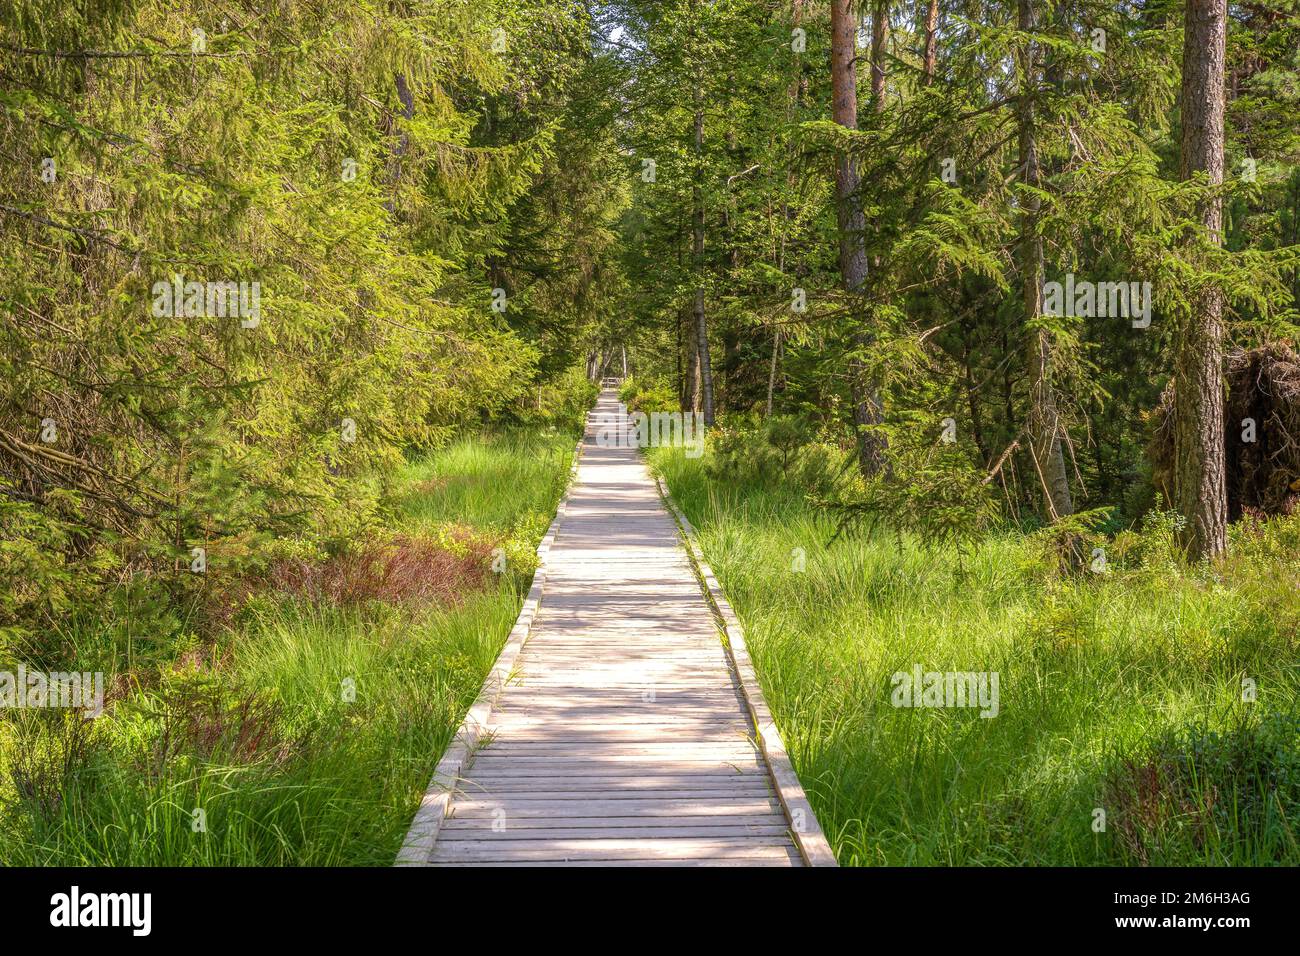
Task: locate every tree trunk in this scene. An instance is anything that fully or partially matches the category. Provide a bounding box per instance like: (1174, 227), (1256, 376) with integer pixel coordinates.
(766, 326), (782, 417)
(771, 1), (801, 423)
(791, 0), (808, 105)
(692, 81), (715, 426)
(831, 0), (885, 477)
(1017, 0), (1073, 520)
(676, 216), (686, 406)
(385, 73), (416, 214)
(960, 317), (991, 464)
(870, 0), (888, 107)
(923, 0), (938, 84)
(1175, 0), (1228, 558)
(683, 304), (700, 413)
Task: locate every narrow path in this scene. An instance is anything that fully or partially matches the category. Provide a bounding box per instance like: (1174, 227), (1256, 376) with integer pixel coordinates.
(423, 390), (812, 866)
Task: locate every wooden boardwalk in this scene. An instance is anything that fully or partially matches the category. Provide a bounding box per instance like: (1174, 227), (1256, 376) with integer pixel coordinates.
(401, 389), (832, 867)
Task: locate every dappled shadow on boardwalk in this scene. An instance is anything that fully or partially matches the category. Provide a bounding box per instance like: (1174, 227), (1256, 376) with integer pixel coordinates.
(424, 390), (802, 867)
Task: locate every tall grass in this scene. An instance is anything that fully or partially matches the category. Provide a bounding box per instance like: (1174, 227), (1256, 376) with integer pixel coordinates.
(0, 431), (575, 865)
(396, 430), (574, 536)
(648, 444), (1300, 866)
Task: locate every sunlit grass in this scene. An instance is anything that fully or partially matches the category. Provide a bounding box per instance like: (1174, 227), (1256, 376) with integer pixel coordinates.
(396, 430), (574, 535)
(0, 431), (575, 865)
(648, 444), (1300, 866)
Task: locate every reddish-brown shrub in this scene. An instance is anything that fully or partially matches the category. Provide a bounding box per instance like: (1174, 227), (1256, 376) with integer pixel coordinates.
(412, 477), (450, 495)
(266, 534), (493, 607)
(150, 677), (291, 772)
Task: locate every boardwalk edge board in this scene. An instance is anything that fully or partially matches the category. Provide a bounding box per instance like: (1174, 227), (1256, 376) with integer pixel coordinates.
(654, 474), (840, 868)
(394, 438), (585, 866)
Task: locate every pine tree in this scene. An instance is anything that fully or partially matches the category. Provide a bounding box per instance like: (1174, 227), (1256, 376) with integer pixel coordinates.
(1174, 0), (1229, 558)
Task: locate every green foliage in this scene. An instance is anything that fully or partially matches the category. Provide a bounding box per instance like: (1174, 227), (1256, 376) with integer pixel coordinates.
(1025, 506), (1116, 575)
(0, 0), (615, 636)
(1105, 709), (1300, 865)
(614, 0), (1300, 534)
(763, 415), (811, 474)
(829, 423), (1001, 556)
(0, 430), (574, 864)
(652, 444), (1300, 865)
(617, 375), (676, 414)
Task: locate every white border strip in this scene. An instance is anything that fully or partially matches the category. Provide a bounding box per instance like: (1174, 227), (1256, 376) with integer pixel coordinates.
(395, 438), (584, 866)
(655, 475), (839, 868)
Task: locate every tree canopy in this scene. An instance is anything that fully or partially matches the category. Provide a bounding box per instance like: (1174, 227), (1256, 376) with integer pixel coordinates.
(2, 0), (1298, 636)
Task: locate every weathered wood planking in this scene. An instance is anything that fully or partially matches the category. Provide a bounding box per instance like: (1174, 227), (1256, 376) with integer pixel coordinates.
(401, 389), (834, 867)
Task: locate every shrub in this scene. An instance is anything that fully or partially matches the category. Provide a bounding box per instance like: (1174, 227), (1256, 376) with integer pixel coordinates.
(507, 366), (597, 435)
(145, 666), (293, 774)
(828, 438), (999, 556)
(4, 710), (97, 823)
(266, 535), (493, 608)
(1105, 709), (1300, 864)
(764, 415), (812, 474)
(618, 376), (678, 415)
(705, 416), (779, 486)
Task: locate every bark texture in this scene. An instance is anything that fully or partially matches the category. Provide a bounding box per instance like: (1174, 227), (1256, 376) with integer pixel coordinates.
(831, 0), (885, 476)
(1017, 0), (1073, 520)
(923, 0), (938, 84)
(692, 79), (715, 426)
(1174, 0), (1229, 558)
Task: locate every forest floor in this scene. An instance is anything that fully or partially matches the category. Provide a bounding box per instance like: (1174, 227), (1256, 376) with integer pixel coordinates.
(648, 445), (1300, 866)
(0, 432), (575, 865)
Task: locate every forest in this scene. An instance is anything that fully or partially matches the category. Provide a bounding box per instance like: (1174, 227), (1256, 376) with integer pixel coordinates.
(1, 0), (1298, 868)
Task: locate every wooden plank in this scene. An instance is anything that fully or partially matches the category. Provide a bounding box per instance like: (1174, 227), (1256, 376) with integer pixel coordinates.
(430, 837), (796, 863)
(446, 788), (775, 801)
(438, 824), (793, 840)
(434, 854), (801, 867)
(461, 775), (776, 791)
(485, 725), (754, 738)
(483, 728), (755, 739)
(471, 748), (762, 760)
(484, 710), (749, 722)
(450, 799), (781, 817)
(476, 749), (759, 760)
(508, 682), (732, 690)
(495, 690), (745, 699)
(516, 647), (727, 655)
(472, 742), (761, 753)
(465, 762), (766, 776)
(445, 814), (787, 829)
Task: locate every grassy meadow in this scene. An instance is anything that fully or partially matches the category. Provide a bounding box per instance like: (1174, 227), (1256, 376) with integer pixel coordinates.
(648, 442), (1300, 866)
(0, 431), (575, 865)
